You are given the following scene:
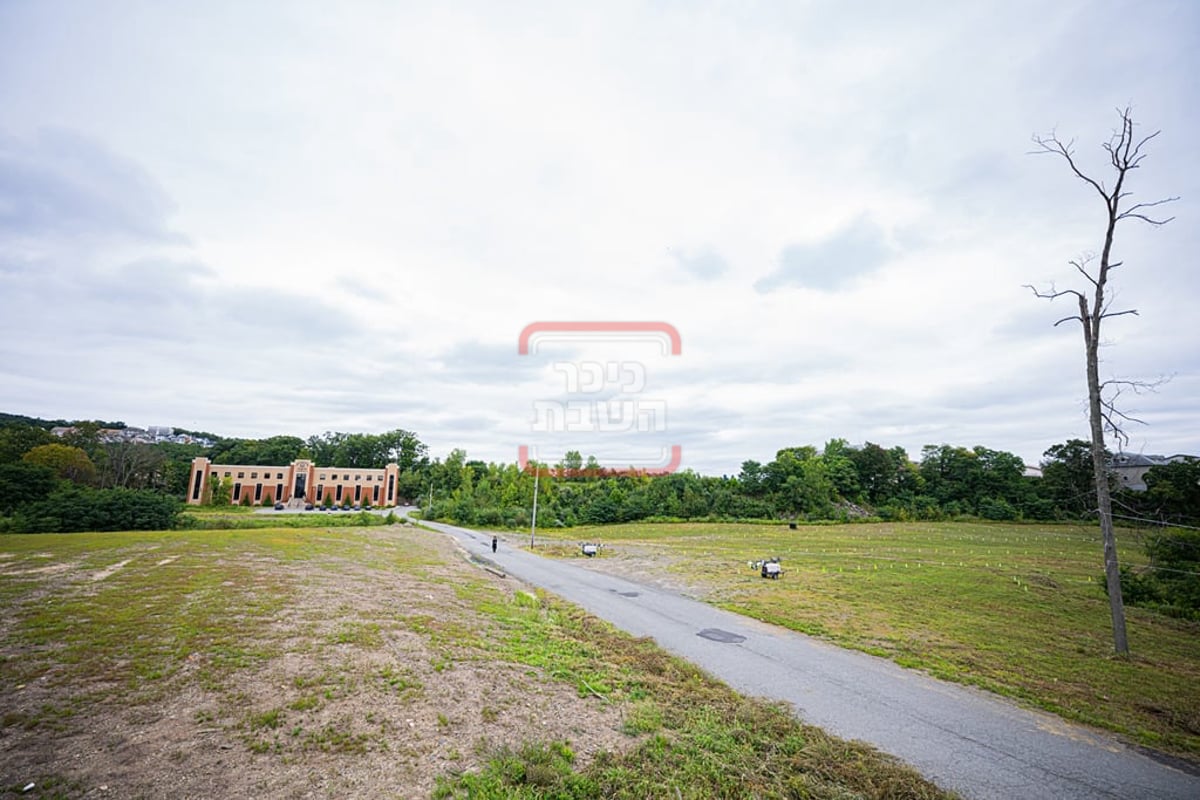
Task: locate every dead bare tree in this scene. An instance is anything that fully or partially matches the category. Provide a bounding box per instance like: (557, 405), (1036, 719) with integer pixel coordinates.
(1026, 107), (1177, 655)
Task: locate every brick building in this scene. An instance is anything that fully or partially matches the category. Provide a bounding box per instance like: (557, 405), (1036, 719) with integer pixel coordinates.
(187, 457), (402, 507)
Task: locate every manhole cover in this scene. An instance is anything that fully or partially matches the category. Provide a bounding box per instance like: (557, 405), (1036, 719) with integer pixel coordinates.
(609, 589), (640, 598)
(697, 628), (746, 644)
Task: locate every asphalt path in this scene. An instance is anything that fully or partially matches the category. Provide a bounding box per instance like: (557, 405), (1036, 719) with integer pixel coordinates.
(414, 515), (1200, 800)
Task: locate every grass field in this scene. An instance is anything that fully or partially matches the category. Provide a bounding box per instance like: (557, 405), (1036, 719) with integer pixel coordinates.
(529, 520), (1200, 758)
(0, 524), (951, 799)
(178, 505), (399, 530)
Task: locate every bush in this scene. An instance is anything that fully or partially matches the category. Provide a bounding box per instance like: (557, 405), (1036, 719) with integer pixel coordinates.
(476, 507), (504, 527)
(979, 497), (1018, 521)
(0, 462), (58, 514)
(11, 485), (181, 533)
(1020, 497), (1058, 521)
(1116, 529), (1200, 620)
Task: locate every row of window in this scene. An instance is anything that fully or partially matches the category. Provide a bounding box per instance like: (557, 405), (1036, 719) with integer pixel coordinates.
(211, 470), (386, 482)
(314, 484), (382, 502)
(229, 482), (286, 502)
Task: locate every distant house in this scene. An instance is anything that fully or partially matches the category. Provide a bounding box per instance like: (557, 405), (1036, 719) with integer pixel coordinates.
(49, 423), (201, 446)
(1109, 452), (1192, 492)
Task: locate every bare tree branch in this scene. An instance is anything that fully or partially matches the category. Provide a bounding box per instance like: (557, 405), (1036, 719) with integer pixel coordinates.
(1099, 376), (1171, 393)
(1122, 197), (1178, 216)
(1023, 283), (1086, 301)
(1117, 209), (1178, 225)
(1069, 258), (1100, 288)
(1030, 134), (1109, 201)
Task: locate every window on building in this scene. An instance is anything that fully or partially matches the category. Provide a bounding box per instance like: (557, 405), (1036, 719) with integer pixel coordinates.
(238, 472), (245, 479)
(233, 483), (242, 501)
(356, 474), (362, 481)
(332, 474), (338, 480)
(251, 472), (258, 479)
(277, 473), (284, 479)
(254, 483), (263, 501)
(373, 486), (379, 503)
(276, 483), (284, 501)
(335, 486), (343, 501)
(316, 485), (324, 501)
(354, 485), (362, 502)
(224, 472), (231, 478)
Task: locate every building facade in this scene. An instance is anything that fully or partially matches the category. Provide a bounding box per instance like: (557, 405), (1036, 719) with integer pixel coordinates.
(187, 457), (402, 507)
(1109, 453), (1192, 492)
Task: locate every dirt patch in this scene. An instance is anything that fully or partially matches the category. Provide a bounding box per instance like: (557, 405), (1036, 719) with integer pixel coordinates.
(0, 561), (79, 578)
(90, 559), (131, 583)
(0, 528), (632, 799)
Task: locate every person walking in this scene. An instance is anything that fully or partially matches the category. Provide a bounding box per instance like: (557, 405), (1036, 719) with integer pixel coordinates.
(491, 535), (497, 553)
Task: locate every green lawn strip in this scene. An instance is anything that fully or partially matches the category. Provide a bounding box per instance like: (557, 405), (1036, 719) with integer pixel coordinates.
(437, 588), (954, 799)
(533, 521), (1200, 758)
(178, 509), (399, 530)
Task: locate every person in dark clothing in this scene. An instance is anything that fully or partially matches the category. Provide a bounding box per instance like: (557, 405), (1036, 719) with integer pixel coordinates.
(491, 535), (497, 553)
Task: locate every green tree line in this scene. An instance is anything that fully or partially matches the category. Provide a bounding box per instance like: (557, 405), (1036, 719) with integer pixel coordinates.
(3, 414), (1198, 540)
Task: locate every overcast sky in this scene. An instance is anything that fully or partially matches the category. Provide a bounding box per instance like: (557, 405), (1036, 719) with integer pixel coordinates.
(1, 1), (1197, 475)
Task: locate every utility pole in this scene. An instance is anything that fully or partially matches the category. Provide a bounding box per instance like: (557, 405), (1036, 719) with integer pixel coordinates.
(530, 468), (539, 548)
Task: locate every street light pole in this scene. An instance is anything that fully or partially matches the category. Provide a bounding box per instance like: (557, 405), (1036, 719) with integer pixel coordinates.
(530, 468), (539, 548)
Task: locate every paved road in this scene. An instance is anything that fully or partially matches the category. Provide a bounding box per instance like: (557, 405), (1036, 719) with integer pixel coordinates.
(414, 516), (1200, 800)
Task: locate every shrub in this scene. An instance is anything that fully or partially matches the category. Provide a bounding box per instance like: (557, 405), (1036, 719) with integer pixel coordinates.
(0, 462), (58, 514)
(979, 497), (1018, 521)
(11, 485), (181, 533)
(1117, 529), (1200, 620)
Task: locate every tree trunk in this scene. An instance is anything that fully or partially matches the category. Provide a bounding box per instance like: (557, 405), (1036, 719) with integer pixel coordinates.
(1083, 286), (1129, 655)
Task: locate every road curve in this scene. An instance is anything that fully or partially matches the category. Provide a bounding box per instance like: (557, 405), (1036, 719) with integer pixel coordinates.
(415, 516), (1200, 800)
